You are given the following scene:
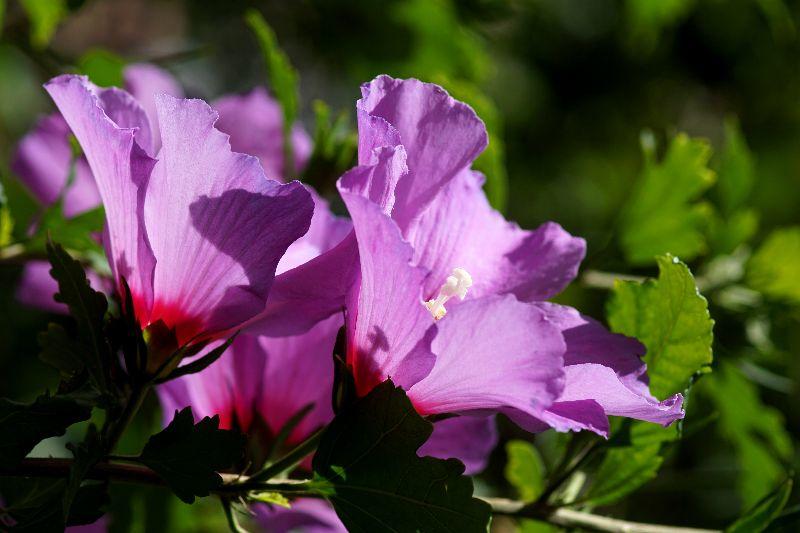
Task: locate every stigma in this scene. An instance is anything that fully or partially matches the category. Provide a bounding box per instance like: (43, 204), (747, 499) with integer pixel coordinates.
(424, 268), (473, 320)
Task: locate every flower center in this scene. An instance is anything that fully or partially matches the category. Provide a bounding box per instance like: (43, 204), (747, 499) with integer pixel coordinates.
(423, 267), (473, 320)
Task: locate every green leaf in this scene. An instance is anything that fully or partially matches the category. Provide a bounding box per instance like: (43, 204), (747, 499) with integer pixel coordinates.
(46, 240), (111, 393)
(155, 332), (238, 384)
(746, 227), (800, 304)
(137, 407), (245, 503)
(63, 424), (104, 520)
(620, 133), (716, 265)
(38, 323), (85, 384)
(245, 8), (299, 176)
(583, 421), (678, 506)
(0, 179), (13, 247)
(0, 477), (107, 531)
(78, 48), (126, 88)
(29, 204), (105, 254)
(703, 364), (793, 509)
(718, 118), (755, 215)
(727, 478), (793, 533)
(607, 254), (714, 399)
(18, 0), (67, 49)
(505, 440), (546, 502)
(0, 392), (91, 468)
(249, 491), (291, 508)
(312, 380), (491, 532)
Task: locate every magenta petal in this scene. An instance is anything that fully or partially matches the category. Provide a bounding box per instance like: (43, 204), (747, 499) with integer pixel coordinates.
(339, 188), (435, 394)
(408, 295), (565, 418)
(339, 145), (407, 215)
(214, 87), (311, 181)
(358, 75), (488, 228)
(123, 63), (183, 154)
(45, 75), (157, 314)
(418, 416), (499, 475)
(143, 94), (313, 342)
(406, 170), (586, 303)
(11, 114), (101, 217)
(256, 498), (345, 533)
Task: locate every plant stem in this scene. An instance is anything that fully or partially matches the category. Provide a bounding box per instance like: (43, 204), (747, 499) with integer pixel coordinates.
(486, 497), (720, 533)
(104, 382), (151, 452)
(248, 428), (323, 484)
(1, 459), (720, 532)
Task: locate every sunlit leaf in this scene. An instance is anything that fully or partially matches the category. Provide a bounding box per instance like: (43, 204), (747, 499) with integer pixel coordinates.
(505, 440), (546, 502)
(18, 0), (67, 49)
(312, 380), (491, 532)
(78, 49), (126, 88)
(608, 255), (714, 399)
(746, 227), (800, 304)
(620, 134), (715, 265)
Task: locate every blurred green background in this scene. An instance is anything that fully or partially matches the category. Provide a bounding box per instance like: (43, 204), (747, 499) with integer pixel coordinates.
(1, 0), (800, 531)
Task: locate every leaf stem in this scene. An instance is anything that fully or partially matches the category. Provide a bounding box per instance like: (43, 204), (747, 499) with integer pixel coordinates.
(0, 459), (720, 532)
(248, 428), (323, 484)
(104, 382), (151, 452)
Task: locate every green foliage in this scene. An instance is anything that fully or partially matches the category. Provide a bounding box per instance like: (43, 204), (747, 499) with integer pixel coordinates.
(624, 0), (693, 53)
(137, 407), (244, 504)
(703, 364), (793, 509)
(63, 424), (104, 521)
(245, 8), (299, 176)
(505, 440), (546, 502)
(746, 227), (800, 304)
(582, 421), (678, 507)
(0, 179), (12, 247)
(18, 0), (67, 49)
(726, 478), (793, 533)
(155, 333), (238, 383)
(0, 476), (108, 530)
(312, 380), (491, 532)
(78, 49), (126, 88)
(0, 392), (91, 468)
(28, 204), (105, 254)
(45, 240), (111, 394)
(608, 255), (714, 399)
(620, 133), (716, 265)
(303, 100), (358, 190)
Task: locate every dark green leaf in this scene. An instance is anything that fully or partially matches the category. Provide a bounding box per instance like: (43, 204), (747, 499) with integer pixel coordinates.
(137, 407), (245, 503)
(312, 380), (491, 533)
(0, 477), (106, 531)
(703, 364), (793, 508)
(583, 421), (678, 506)
(38, 323), (85, 384)
(727, 478), (793, 533)
(717, 117), (755, 215)
(747, 227), (800, 304)
(0, 393), (91, 468)
(607, 254), (714, 399)
(66, 482), (109, 527)
(505, 440), (546, 502)
(46, 240), (111, 393)
(155, 332), (238, 384)
(620, 133), (715, 265)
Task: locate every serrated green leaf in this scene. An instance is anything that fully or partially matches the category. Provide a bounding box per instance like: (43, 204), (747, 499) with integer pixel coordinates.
(704, 364), (793, 509)
(0, 393), (91, 469)
(583, 421), (677, 507)
(727, 478), (793, 533)
(137, 407), (244, 503)
(505, 440), (546, 502)
(46, 240), (111, 393)
(608, 254), (714, 399)
(620, 134), (716, 265)
(747, 227), (800, 304)
(29, 204), (105, 254)
(245, 8), (299, 177)
(312, 380), (491, 533)
(18, 0), (67, 49)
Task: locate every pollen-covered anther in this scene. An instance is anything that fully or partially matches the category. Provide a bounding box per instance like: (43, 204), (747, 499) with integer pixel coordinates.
(423, 267), (473, 320)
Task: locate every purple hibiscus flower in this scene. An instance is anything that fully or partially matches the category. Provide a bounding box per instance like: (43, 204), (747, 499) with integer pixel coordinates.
(44, 74), (313, 350)
(338, 75), (684, 449)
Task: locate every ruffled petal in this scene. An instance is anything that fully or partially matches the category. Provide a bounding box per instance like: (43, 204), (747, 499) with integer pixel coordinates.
(123, 63), (184, 154)
(406, 170), (586, 303)
(213, 87), (311, 180)
(358, 75), (487, 229)
(45, 75), (157, 316)
(407, 295), (565, 419)
(339, 188), (435, 394)
(418, 416), (499, 475)
(143, 94), (313, 343)
(256, 498), (346, 533)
